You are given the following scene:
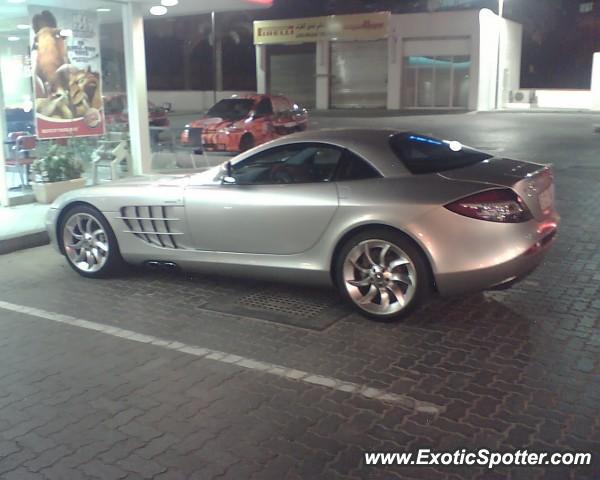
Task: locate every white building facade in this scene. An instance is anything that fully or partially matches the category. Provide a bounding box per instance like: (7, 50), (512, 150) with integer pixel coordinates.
(254, 9), (523, 111)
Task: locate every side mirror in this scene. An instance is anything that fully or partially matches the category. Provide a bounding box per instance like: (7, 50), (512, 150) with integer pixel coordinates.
(222, 161), (236, 184)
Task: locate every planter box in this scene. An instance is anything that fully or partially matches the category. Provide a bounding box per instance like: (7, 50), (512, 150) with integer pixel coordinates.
(32, 178), (87, 204)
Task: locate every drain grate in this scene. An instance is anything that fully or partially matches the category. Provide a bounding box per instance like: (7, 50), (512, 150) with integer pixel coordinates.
(239, 289), (331, 319)
(202, 284), (351, 330)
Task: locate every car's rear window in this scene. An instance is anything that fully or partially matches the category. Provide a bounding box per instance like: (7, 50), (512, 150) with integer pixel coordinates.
(389, 133), (492, 174)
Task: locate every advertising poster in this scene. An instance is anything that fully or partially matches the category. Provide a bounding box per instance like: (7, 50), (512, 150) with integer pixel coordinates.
(29, 7), (105, 139)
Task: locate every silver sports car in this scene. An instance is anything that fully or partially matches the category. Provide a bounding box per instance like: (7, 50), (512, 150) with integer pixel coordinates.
(46, 129), (559, 321)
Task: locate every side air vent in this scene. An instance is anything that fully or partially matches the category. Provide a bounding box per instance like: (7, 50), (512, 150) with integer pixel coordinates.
(118, 206), (183, 249)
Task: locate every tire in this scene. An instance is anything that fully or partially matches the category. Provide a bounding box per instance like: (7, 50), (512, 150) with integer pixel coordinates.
(334, 229), (432, 322)
(59, 204), (125, 278)
(239, 133), (255, 152)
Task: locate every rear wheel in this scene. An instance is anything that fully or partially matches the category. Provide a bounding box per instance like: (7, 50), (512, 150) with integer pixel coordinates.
(335, 229), (432, 322)
(60, 204), (124, 278)
(239, 133), (255, 152)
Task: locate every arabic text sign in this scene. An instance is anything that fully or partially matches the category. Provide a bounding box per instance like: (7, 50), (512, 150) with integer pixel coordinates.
(254, 12), (390, 45)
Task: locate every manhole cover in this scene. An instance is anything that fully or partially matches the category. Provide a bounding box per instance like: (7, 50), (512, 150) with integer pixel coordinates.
(202, 285), (351, 330)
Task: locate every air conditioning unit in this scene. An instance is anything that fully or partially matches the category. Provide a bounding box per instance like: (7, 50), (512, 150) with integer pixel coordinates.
(505, 89), (537, 110)
(510, 89), (537, 104)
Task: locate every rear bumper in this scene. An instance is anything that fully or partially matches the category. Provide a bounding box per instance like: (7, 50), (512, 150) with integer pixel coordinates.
(434, 227), (558, 296)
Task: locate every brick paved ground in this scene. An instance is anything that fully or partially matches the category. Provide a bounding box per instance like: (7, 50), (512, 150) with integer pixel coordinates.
(0, 113), (598, 479)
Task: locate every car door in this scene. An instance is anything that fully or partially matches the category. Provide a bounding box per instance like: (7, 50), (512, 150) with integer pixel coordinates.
(184, 143), (342, 255)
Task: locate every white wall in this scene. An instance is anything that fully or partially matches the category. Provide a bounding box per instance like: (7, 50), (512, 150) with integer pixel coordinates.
(477, 9), (499, 111)
(477, 10), (523, 111)
(534, 90), (593, 110)
(148, 90), (254, 113)
(498, 18), (522, 107)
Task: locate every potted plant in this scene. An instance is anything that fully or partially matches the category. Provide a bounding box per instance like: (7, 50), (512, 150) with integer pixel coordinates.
(31, 143), (86, 204)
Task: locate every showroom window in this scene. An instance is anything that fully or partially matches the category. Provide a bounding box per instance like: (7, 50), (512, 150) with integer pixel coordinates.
(145, 11), (257, 92)
(1, 0), (130, 206)
(403, 55), (470, 108)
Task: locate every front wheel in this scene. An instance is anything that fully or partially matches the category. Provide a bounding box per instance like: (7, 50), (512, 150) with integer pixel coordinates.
(335, 230), (432, 322)
(60, 204), (124, 278)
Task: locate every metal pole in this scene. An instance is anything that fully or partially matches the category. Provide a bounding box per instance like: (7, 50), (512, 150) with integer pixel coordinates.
(211, 11), (217, 105)
(494, 0), (504, 109)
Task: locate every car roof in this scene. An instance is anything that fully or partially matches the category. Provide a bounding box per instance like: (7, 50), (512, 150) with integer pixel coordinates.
(229, 93), (291, 102)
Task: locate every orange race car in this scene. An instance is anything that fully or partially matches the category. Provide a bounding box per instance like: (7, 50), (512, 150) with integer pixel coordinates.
(181, 94), (308, 153)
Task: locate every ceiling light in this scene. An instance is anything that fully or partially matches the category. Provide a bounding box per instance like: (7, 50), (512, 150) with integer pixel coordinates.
(8, 0), (26, 4)
(149, 5), (168, 15)
(16, 24), (30, 30)
(161, 0), (179, 6)
(96, 7), (111, 12)
(60, 29), (73, 37)
(8, 36), (20, 42)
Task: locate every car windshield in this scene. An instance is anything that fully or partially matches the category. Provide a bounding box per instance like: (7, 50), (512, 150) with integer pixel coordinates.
(389, 133), (492, 174)
(207, 99), (255, 120)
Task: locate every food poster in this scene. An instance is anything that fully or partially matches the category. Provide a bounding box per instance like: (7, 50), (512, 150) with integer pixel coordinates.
(29, 7), (105, 139)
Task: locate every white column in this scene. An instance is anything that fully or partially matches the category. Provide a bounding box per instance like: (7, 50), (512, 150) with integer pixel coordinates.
(591, 52), (600, 111)
(387, 32), (401, 109)
(122, 2), (152, 175)
(316, 40), (330, 110)
(255, 45), (267, 94)
(0, 69), (8, 207)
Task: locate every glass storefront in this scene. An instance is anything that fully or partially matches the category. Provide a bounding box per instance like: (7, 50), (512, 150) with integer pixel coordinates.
(403, 55), (470, 109)
(1, 0), (130, 206)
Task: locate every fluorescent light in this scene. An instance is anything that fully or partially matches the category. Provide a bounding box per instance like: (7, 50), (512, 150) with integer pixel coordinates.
(96, 7), (111, 12)
(149, 5), (168, 15)
(161, 0), (179, 6)
(60, 29), (73, 37)
(17, 24), (30, 30)
(8, 36), (20, 42)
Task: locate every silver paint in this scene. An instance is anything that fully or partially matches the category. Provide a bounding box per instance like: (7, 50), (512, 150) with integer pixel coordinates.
(47, 129), (559, 297)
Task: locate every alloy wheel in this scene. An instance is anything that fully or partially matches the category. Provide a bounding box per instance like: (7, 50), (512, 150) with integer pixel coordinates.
(63, 213), (109, 273)
(342, 239), (417, 316)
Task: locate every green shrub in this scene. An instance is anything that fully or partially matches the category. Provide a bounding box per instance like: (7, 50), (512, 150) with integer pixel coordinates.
(32, 144), (84, 183)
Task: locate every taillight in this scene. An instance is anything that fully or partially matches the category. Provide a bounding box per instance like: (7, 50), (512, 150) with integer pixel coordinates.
(445, 189), (532, 223)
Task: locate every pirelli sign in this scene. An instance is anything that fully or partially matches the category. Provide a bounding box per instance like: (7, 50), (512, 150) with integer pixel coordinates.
(254, 12), (390, 45)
